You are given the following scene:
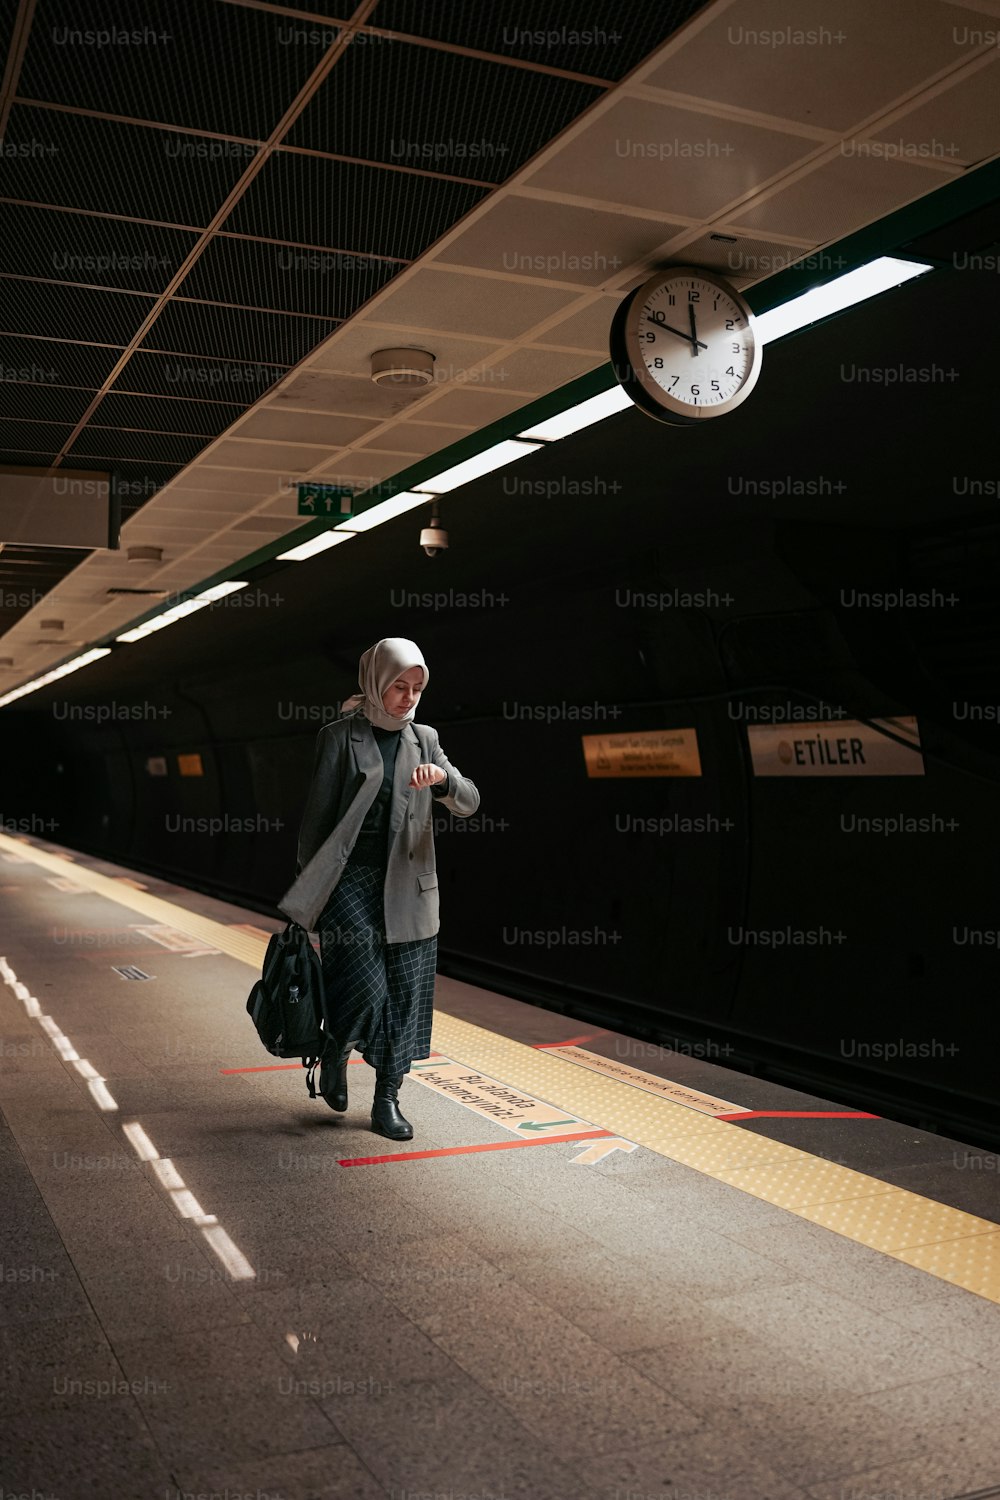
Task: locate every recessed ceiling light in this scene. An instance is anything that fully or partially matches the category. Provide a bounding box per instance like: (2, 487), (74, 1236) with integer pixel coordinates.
(370, 348), (435, 386)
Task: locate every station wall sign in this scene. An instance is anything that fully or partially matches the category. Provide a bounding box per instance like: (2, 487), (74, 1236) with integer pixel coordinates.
(582, 727), (702, 777)
(747, 716), (923, 776)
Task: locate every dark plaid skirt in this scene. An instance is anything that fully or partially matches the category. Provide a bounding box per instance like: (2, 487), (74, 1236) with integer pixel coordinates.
(315, 856), (436, 1077)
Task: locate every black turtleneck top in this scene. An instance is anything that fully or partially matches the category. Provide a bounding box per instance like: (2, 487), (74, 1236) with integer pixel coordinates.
(347, 724), (450, 867)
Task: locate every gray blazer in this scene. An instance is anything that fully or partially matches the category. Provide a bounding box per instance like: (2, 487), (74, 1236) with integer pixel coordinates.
(277, 712), (480, 941)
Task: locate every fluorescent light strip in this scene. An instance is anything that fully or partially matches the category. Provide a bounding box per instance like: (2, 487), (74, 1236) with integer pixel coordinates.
(277, 530), (354, 561)
(116, 581), (248, 642)
(412, 438), (542, 494)
(335, 490), (429, 532)
(752, 255), (931, 346)
(0, 647), (112, 708)
(519, 385), (632, 442)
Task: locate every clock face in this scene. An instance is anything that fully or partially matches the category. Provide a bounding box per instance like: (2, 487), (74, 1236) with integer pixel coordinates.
(610, 267), (763, 424)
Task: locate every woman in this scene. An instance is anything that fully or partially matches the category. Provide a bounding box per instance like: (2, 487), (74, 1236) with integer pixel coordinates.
(278, 637), (480, 1141)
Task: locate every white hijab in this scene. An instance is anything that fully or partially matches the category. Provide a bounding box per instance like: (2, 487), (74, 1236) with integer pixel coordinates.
(341, 637), (429, 732)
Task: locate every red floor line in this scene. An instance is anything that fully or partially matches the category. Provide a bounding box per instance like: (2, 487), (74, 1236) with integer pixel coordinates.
(338, 1128), (612, 1167)
(716, 1110), (880, 1120)
(220, 1063), (304, 1074)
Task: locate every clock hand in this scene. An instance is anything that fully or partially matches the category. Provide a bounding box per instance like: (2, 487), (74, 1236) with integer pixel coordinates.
(688, 302), (699, 357)
(649, 315), (707, 351)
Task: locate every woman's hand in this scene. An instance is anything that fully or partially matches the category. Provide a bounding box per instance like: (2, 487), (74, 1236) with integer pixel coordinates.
(409, 763), (447, 788)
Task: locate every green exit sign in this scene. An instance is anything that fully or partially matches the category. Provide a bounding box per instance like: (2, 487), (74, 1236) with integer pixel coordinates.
(297, 484), (355, 519)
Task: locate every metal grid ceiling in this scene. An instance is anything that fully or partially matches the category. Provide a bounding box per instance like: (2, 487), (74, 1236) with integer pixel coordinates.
(0, 0), (706, 632)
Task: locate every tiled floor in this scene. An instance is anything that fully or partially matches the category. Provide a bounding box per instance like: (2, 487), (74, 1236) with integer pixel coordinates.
(2, 833), (1000, 1500)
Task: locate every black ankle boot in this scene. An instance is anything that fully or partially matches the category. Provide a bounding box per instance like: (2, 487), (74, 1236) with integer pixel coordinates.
(371, 1073), (413, 1140)
(319, 1041), (356, 1112)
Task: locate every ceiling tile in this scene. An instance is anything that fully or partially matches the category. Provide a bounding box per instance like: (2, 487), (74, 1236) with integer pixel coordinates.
(306, 323), (507, 386)
(68, 428), (205, 464)
(227, 151), (488, 262)
(310, 454), (422, 487)
(868, 59), (1000, 167)
(355, 421), (466, 455)
(0, 205), (198, 294)
(0, 337), (124, 390)
(522, 96), (821, 218)
(171, 468), (287, 496)
(371, 0), (707, 79)
(228, 515), (295, 532)
(434, 195), (687, 284)
(89, 392), (235, 437)
(662, 230), (818, 286)
(361, 269), (583, 340)
(20, 0), (320, 138)
(178, 235), (398, 319)
(417, 385), (538, 425)
(529, 295), (621, 351)
(480, 346), (602, 393)
(141, 301), (340, 365)
(157, 490), (261, 511)
(263, 369), (419, 418)
(114, 350), (286, 403)
(199, 439), (334, 472)
(0, 278), (152, 346)
(231, 409), (380, 446)
(2, 104), (249, 225)
(0, 383), (97, 425)
(0, 419), (74, 451)
(286, 33), (603, 183)
(730, 151), (958, 241)
(642, 0), (992, 132)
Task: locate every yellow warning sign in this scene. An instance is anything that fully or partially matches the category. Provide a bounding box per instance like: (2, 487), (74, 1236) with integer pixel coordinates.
(581, 728), (702, 777)
(411, 1057), (591, 1135)
(410, 1055), (638, 1165)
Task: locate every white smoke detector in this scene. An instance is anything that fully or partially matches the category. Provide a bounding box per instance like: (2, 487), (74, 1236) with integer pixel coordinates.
(370, 348), (435, 387)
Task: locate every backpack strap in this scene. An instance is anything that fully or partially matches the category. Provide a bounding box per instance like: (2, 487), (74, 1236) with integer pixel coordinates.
(304, 1054), (322, 1099)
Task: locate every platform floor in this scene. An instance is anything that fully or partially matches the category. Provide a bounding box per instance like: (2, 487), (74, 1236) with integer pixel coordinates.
(2, 830), (1000, 1500)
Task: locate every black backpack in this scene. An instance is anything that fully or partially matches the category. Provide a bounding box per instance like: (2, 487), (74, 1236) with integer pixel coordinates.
(246, 922), (327, 1093)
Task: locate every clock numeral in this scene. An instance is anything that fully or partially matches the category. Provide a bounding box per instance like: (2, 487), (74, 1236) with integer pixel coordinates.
(669, 376), (679, 388)
(725, 366), (735, 376)
(691, 384), (700, 396)
(725, 319), (736, 330)
(711, 380), (720, 392)
(652, 357), (663, 369)
(642, 331), (655, 343)
(688, 290), (700, 302)
(732, 343), (741, 353)
(667, 293), (676, 305)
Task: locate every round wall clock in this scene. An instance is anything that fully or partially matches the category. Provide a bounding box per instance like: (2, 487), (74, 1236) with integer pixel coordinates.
(610, 266), (763, 424)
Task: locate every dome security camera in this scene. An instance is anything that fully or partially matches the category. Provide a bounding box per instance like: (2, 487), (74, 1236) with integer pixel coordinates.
(419, 509), (448, 558)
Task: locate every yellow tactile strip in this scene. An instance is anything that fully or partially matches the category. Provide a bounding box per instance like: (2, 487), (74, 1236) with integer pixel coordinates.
(0, 834), (271, 970)
(5, 831), (1000, 1305)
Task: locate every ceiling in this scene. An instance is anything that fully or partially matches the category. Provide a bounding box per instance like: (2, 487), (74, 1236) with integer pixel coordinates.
(0, 0), (707, 644)
(2, 0), (1000, 690)
(14, 254), (1000, 729)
